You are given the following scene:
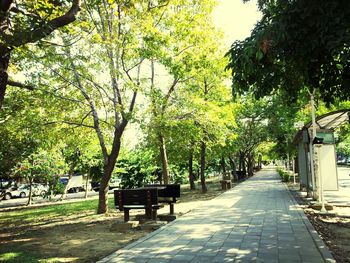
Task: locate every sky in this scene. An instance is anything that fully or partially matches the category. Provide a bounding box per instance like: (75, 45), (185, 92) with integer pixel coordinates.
(212, 0), (262, 48)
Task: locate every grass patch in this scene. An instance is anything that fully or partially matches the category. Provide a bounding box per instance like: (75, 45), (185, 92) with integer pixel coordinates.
(0, 176), (227, 263)
(0, 251), (42, 263)
(0, 198), (115, 229)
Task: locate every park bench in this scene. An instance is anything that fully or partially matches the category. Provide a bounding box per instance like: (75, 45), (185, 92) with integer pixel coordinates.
(220, 173), (232, 190)
(236, 171), (246, 180)
(144, 184), (180, 214)
(114, 188), (163, 222)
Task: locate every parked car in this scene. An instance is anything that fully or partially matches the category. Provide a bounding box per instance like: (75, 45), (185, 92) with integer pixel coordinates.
(31, 183), (49, 197)
(90, 177), (121, 192)
(2, 183), (48, 200)
(0, 179), (15, 189)
(110, 177), (121, 189)
(60, 175), (87, 193)
(3, 184), (29, 200)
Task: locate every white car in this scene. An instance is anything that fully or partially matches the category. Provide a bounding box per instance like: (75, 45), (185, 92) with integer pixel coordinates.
(32, 183), (49, 196)
(110, 177), (121, 189)
(3, 183), (48, 200)
(3, 185), (29, 200)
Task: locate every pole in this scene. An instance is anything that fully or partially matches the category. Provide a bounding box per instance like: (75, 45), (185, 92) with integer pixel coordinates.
(316, 145), (327, 213)
(310, 92), (317, 199)
(285, 135), (295, 184)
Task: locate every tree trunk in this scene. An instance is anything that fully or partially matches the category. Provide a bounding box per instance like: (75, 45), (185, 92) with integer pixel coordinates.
(247, 153), (254, 177)
(97, 137), (122, 214)
(84, 173), (89, 199)
(258, 154), (262, 169)
(97, 160), (114, 214)
(221, 156), (226, 175)
(0, 44), (10, 109)
(238, 151), (243, 171)
(60, 164), (75, 200)
(200, 141), (207, 193)
(188, 148), (195, 190)
(159, 133), (170, 184)
(228, 156), (237, 181)
(27, 178), (33, 206)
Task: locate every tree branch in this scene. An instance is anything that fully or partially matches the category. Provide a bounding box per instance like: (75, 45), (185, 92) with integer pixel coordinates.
(148, 0), (170, 11)
(161, 77), (179, 112)
(7, 79), (33, 90)
(9, 0), (81, 47)
(45, 120), (94, 129)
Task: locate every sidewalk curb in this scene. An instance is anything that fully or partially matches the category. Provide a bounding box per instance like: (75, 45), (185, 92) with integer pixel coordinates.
(283, 181), (336, 263)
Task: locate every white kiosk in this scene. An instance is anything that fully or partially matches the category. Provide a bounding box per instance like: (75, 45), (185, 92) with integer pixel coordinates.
(294, 110), (350, 196)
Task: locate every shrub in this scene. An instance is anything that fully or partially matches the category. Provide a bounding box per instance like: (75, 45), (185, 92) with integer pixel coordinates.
(277, 168), (292, 182)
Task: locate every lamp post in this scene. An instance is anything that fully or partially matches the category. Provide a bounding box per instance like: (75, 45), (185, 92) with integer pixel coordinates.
(313, 136), (327, 213)
(284, 135), (290, 170)
(309, 92), (317, 199)
(284, 135), (296, 184)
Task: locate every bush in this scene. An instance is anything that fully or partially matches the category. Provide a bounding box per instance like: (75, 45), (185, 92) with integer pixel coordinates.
(169, 165), (188, 184)
(116, 150), (159, 189)
(277, 168), (292, 182)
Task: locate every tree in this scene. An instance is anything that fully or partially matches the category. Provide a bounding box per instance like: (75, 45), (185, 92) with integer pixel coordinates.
(187, 48), (233, 192)
(14, 149), (66, 205)
(230, 96), (269, 177)
(226, 1), (350, 104)
(27, 0), (222, 213)
(144, 0), (219, 185)
(0, 0), (81, 108)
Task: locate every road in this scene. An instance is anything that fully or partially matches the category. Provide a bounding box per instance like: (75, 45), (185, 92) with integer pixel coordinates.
(0, 189), (116, 209)
(324, 165), (350, 206)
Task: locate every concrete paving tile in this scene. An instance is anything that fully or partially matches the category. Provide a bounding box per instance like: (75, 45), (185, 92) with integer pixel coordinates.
(212, 256), (235, 262)
(170, 254), (195, 262)
(97, 169), (332, 263)
(147, 259), (169, 263)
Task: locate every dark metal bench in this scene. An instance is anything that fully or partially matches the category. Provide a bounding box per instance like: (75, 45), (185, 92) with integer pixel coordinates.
(220, 173), (232, 190)
(144, 184), (180, 214)
(236, 171), (246, 180)
(114, 188), (164, 222)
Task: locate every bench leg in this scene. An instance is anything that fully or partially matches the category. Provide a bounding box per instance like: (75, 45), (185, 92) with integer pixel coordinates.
(145, 208), (152, 219)
(152, 209), (157, 220)
(124, 209), (130, 222)
(170, 204), (174, 215)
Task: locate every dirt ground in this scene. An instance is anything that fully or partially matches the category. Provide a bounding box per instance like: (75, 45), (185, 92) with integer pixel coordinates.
(288, 183), (350, 263)
(305, 207), (350, 263)
(0, 181), (227, 263)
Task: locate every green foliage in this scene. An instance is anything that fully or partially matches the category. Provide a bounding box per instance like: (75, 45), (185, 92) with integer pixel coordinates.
(13, 149), (67, 196)
(227, 1), (350, 104)
(0, 251), (42, 263)
(169, 164), (188, 184)
(116, 149), (159, 189)
(277, 168), (292, 183)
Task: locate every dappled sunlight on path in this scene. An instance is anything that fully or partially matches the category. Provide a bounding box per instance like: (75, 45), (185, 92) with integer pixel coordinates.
(99, 168), (334, 263)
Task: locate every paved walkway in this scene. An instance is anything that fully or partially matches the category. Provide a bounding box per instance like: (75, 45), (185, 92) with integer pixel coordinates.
(98, 168), (335, 263)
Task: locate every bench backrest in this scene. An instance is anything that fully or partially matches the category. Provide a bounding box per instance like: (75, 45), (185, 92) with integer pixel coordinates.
(114, 188), (159, 210)
(236, 171), (246, 179)
(223, 173), (231, 180)
(144, 184), (180, 198)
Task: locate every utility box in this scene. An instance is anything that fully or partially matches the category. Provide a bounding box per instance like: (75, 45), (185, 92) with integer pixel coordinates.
(294, 128), (338, 192)
(293, 109), (350, 195)
(316, 143), (338, 191)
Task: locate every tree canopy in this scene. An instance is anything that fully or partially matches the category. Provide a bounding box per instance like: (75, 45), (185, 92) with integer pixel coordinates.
(227, 0), (350, 104)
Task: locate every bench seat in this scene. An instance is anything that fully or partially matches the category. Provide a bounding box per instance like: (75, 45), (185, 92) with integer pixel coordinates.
(114, 188), (163, 222)
(144, 184), (180, 214)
